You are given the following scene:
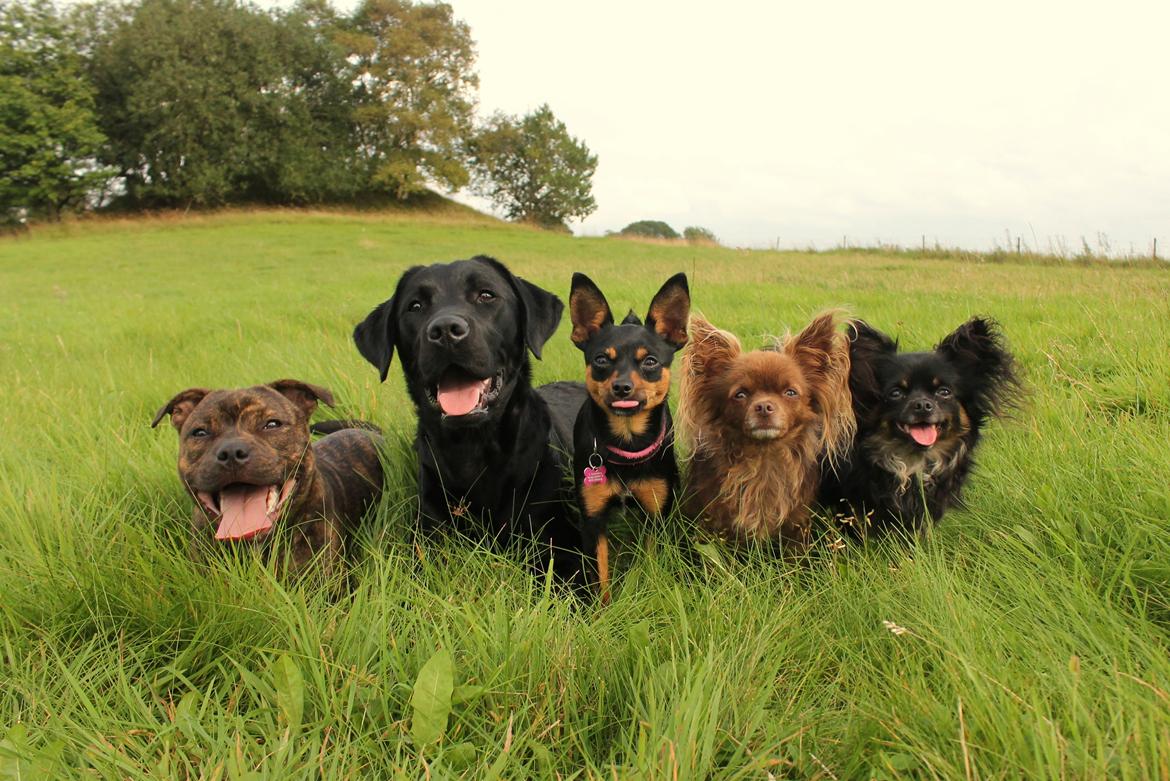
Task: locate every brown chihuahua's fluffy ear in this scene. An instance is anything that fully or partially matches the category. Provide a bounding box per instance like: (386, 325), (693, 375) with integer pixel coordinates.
(645, 272), (690, 348)
(569, 272), (614, 348)
(151, 388), (211, 431)
(677, 314), (743, 447)
(785, 312), (856, 466)
(268, 379), (336, 419)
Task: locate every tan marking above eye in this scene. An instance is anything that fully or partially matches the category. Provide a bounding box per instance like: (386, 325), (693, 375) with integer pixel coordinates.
(932, 377), (940, 387)
(635, 347), (648, 360)
(898, 380), (909, 389)
(606, 347), (617, 360)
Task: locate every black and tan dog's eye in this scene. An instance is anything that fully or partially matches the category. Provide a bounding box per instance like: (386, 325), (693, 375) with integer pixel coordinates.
(476, 290), (496, 303)
(592, 355), (612, 368)
(190, 427), (209, 438)
(936, 387), (952, 398)
(641, 356), (659, 369)
(264, 419), (282, 430)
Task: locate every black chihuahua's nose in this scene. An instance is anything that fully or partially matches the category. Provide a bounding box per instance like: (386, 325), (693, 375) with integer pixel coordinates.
(912, 398), (935, 413)
(215, 439), (251, 465)
(427, 315), (470, 345)
(611, 379), (634, 398)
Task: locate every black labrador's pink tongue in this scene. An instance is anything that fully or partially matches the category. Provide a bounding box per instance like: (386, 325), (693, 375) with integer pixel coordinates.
(908, 424), (939, 447)
(216, 485), (273, 541)
(437, 376), (490, 416)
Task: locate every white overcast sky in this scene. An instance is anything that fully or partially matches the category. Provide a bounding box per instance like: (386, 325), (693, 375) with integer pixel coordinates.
(274, 0), (1169, 253)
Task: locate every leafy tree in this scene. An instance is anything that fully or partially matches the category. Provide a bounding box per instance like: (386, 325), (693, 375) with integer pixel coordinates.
(341, 0), (477, 198)
(619, 220), (679, 240)
(683, 226), (718, 244)
(470, 103), (597, 230)
(0, 0), (112, 220)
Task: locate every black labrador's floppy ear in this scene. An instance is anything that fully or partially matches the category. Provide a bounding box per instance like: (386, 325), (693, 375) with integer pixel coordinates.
(267, 379), (336, 420)
(476, 255), (563, 359)
(645, 272), (690, 348)
(568, 272), (615, 349)
(935, 317), (1020, 419)
(353, 266), (420, 382)
(151, 388), (211, 431)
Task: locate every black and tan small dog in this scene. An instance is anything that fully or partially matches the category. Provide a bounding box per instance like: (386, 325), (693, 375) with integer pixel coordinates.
(152, 380), (383, 576)
(568, 272), (690, 602)
(819, 317), (1020, 537)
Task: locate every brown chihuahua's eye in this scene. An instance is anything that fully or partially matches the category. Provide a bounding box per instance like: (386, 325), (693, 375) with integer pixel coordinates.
(785, 388), (799, 398)
(264, 419), (282, 430)
(733, 390), (748, 401)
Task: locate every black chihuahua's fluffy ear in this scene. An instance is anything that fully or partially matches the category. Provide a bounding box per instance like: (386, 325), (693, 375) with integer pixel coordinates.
(569, 272), (614, 349)
(845, 320), (897, 407)
(935, 317), (1022, 421)
(645, 272), (690, 348)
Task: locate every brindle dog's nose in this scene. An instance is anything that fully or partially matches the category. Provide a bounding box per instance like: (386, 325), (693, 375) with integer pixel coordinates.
(912, 398), (934, 413)
(216, 439), (251, 465)
(611, 379), (634, 398)
(427, 315), (470, 345)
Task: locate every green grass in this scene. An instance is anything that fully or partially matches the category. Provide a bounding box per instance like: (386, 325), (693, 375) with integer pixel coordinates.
(1, 210), (1169, 779)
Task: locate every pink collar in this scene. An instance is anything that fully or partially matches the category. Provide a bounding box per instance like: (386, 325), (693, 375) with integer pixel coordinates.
(605, 413), (668, 464)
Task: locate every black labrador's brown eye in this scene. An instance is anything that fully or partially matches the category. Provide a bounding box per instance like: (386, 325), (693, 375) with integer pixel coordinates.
(264, 419), (282, 430)
(477, 290), (496, 303)
(407, 301), (422, 312)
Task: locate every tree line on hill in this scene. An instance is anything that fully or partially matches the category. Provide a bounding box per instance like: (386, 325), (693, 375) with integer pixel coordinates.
(0, 0), (597, 229)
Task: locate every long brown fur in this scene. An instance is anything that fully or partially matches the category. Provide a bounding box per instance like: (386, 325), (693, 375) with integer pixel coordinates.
(678, 312), (855, 547)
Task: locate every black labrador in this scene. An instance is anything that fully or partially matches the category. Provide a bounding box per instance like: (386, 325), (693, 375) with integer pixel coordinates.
(353, 255), (587, 583)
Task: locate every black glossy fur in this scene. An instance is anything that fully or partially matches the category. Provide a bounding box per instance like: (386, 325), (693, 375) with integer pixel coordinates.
(819, 317), (1020, 537)
(353, 256), (588, 582)
(568, 272), (690, 601)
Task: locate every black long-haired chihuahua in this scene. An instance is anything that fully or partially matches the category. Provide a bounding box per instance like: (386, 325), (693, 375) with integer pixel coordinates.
(569, 272), (689, 602)
(819, 317), (1021, 537)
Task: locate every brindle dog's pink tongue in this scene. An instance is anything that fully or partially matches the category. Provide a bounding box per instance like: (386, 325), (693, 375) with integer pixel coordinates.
(216, 485), (272, 541)
(909, 424), (939, 447)
(437, 377), (488, 416)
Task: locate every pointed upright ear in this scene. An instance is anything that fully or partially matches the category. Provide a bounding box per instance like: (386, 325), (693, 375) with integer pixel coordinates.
(788, 312), (840, 375)
(476, 256), (563, 359)
(151, 388), (210, 431)
(268, 379), (335, 419)
(935, 317), (1020, 417)
(353, 266), (421, 382)
(848, 320), (897, 358)
(845, 319), (896, 406)
(645, 272), (690, 348)
(568, 272), (614, 349)
(683, 313), (741, 376)
(787, 312), (855, 463)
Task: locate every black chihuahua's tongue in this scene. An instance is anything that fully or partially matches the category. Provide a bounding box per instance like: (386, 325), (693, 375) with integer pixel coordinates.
(437, 370), (490, 416)
(906, 423), (939, 447)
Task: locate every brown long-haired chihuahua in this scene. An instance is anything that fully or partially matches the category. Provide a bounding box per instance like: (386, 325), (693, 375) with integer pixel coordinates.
(678, 313), (855, 549)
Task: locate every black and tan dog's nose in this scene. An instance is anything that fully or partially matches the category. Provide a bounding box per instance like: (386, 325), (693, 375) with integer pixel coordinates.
(215, 439), (251, 465)
(427, 315), (470, 345)
(611, 379), (634, 398)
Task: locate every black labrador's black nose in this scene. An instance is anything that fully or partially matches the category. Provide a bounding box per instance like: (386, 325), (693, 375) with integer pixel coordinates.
(912, 398), (934, 413)
(611, 379), (634, 398)
(216, 439), (250, 465)
(427, 315), (470, 345)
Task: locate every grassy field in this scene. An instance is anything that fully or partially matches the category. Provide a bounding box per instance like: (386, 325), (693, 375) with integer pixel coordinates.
(1, 210), (1168, 779)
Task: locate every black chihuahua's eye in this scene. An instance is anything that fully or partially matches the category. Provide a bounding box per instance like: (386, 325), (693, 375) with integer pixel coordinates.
(190, 427), (209, 438)
(936, 386), (952, 398)
(733, 389), (748, 401)
(888, 388), (905, 400)
(476, 290), (496, 303)
(641, 355), (659, 369)
(407, 300), (422, 313)
(264, 419), (282, 430)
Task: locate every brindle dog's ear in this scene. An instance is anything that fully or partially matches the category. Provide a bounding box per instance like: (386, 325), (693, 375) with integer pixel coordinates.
(353, 266), (420, 382)
(568, 272), (614, 350)
(645, 272), (690, 348)
(151, 388), (210, 431)
(268, 380), (336, 419)
(476, 255), (563, 359)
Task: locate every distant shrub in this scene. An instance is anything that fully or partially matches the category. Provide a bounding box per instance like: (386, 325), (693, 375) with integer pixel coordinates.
(683, 226), (718, 244)
(619, 220), (679, 239)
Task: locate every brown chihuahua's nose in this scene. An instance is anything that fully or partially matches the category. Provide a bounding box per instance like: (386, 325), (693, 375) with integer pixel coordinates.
(754, 400), (775, 415)
(427, 315), (470, 345)
(611, 379), (634, 398)
(215, 438), (251, 465)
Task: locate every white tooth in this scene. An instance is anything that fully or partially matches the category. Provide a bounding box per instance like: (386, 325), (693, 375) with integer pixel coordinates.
(267, 487), (277, 512)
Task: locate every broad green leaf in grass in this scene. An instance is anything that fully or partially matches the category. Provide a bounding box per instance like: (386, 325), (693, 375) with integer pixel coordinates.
(451, 683), (484, 705)
(410, 649), (454, 747)
(270, 654), (305, 733)
(0, 724), (63, 780)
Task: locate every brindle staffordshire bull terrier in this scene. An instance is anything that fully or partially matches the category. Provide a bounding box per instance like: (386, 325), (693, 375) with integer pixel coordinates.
(152, 380), (383, 575)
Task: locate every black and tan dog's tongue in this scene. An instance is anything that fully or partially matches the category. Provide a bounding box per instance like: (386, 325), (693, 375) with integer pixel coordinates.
(437, 373), (490, 416)
(216, 485), (273, 540)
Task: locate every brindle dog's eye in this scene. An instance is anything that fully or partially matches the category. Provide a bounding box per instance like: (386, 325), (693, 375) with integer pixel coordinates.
(734, 390), (748, 401)
(936, 386), (952, 398)
(190, 428), (209, 438)
(407, 300), (422, 312)
(888, 388), (904, 400)
(476, 290), (496, 303)
(642, 356), (658, 369)
(264, 419), (282, 430)
(785, 388), (799, 398)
